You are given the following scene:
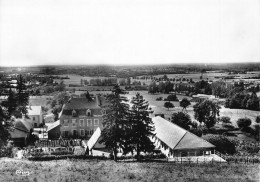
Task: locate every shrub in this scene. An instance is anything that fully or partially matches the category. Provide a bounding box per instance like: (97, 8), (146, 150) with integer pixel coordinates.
(256, 116), (260, 123)
(237, 118), (252, 128)
(202, 134), (236, 155)
(156, 97), (163, 101)
(219, 116), (231, 124)
(165, 94), (179, 101)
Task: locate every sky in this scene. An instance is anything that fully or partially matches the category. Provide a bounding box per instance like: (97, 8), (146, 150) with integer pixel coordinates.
(0, 0), (259, 66)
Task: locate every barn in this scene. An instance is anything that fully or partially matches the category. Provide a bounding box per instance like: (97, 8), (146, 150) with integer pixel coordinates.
(151, 116), (216, 158)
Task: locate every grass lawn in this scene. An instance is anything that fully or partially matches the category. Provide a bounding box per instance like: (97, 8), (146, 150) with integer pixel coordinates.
(0, 158), (260, 182)
(0, 158), (259, 182)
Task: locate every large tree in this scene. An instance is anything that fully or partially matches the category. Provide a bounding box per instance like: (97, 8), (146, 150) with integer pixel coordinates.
(16, 75), (29, 118)
(148, 81), (157, 94)
(179, 98), (191, 111)
(1, 89), (17, 118)
(101, 85), (131, 161)
(171, 112), (192, 130)
(129, 93), (155, 161)
(164, 101), (174, 110)
(193, 100), (220, 129)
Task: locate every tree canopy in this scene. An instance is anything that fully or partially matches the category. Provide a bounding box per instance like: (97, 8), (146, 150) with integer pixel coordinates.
(164, 101), (174, 110)
(100, 85), (131, 161)
(179, 98), (191, 111)
(193, 100), (220, 128)
(171, 112), (192, 130)
(129, 93), (155, 161)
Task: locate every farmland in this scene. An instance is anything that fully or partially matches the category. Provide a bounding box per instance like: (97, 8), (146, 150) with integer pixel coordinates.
(0, 158), (259, 182)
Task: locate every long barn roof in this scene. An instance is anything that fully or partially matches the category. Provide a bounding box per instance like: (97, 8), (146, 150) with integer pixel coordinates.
(152, 116), (215, 150)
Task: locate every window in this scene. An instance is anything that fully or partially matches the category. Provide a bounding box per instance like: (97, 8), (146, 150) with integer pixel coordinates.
(79, 119), (84, 126)
(85, 130), (89, 136)
(85, 130), (94, 136)
(32, 117), (35, 121)
(86, 109), (91, 116)
(64, 131), (69, 137)
(34, 123), (37, 127)
(64, 119), (68, 126)
(94, 119), (99, 126)
(72, 119), (77, 126)
(80, 129), (85, 136)
(72, 110), (77, 117)
(72, 130), (77, 136)
(87, 119), (92, 126)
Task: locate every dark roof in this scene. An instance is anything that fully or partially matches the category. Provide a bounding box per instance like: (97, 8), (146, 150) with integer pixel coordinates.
(63, 98), (100, 110)
(13, 119), (32, 133)
(152, 116), (215, 150)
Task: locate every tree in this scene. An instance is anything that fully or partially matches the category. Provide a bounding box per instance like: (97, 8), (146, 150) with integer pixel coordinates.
(202, 135), (236, 154)
(100, 85), (130, 161)
(237, 118), (252, 128)
(148, 81), (157, 94)
(16, 75), (29, 118)
(256, 116), (260, 123)
(171, 112), (192, 130)
(211, 81), (227, 98)
(246, 92), (259, 111)
(193, 100), (220, 129)
(219, 116), (231, 124)
(179, 98), (191, 111)
(50, 92), (70, 120)
(129, 93), (155, 161)
(1, 89), (17, 118)
(165, 94), (178, 101)
(164, 101), (174, 110)
(0, 105), (13, 147)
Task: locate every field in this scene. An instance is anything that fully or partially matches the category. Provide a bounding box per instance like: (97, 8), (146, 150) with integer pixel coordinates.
(0, 158), (259, 182)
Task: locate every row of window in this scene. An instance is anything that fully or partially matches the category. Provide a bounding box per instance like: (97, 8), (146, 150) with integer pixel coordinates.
(63, 129), (94, 137)
(62, 118), (99, 127)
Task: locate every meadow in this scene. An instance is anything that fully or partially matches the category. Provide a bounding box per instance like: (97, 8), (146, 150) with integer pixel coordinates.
(0, 158), (259, 182)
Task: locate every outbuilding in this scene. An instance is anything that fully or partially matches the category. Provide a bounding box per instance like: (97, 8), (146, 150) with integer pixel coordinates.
(151, 116), (215, 158)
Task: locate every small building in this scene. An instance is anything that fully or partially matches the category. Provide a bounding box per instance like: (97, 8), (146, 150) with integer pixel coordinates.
(46, 120), (61, 140)
(9, 119), (33, 147)
(26, 106), (43, 128)
(151, 116), (215, 158)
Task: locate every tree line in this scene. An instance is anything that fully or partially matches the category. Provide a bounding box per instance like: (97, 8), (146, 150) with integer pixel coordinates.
(0, 75), (29, 146)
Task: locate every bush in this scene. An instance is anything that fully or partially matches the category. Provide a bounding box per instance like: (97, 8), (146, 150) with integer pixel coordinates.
(219, 116), (231, 124)
(165, 94), (179, 101)
(256, 116), (260, 123)
(202, 134), (236, 155)
(156, 97), (163, 101)
(237, 118), (252, 128)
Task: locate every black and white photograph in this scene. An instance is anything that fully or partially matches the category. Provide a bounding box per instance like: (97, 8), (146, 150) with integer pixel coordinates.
(0, 0), (259, 181)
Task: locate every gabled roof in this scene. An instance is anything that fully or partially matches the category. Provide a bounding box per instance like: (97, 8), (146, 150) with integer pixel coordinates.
(47, 120), (60, 132)
(63, 98), (100, 110)
(152, 116), (215, 150)
(87, 127), (101, 150)
(13, 119), (32, 133)
(27, 106), (42, 115)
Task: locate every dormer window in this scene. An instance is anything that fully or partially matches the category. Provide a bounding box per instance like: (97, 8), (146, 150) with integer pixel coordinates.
(86, 109), (91, 117)
(72, 110), (77, 117)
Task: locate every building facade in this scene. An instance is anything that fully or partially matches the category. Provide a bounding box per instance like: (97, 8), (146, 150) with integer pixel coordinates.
(59, 96), (104, 139)
(25, 106), (43, 128)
